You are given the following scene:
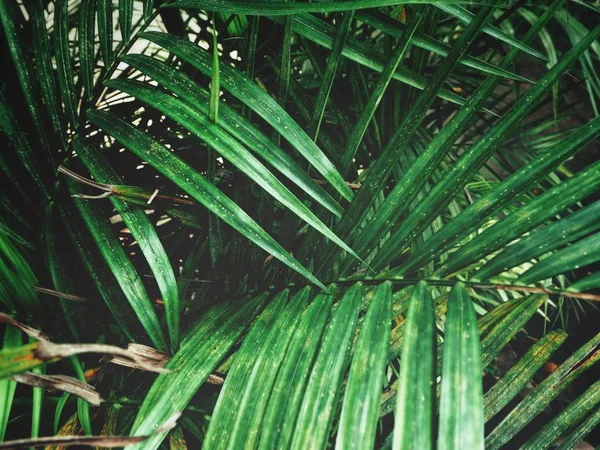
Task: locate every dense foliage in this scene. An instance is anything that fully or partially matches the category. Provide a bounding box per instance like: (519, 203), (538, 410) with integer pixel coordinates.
(1, 0), (600, 448)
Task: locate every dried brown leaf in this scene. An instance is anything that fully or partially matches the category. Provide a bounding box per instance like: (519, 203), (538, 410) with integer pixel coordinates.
(11, 372), (103, 406)
(0, 313), (50, 341)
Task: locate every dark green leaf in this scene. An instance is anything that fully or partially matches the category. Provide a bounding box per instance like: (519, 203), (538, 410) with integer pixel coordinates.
(404, 114), (600, 277)
(555, 406), (600, 450)
(357, 11), (531, 82)
(309, 11), (354, 140)
(73, 138), (180, 351)
(486, 331), (600, 450)
(290, 283), (362, 450)
(341, 11), (422, 170)
(518, 233), (600, 285)
(435, 3), (548, 61)
(68, 182), (168, 351)
(55, 0), (79, 127)
(88, 109), (328, 290)
(336, 282), (391, 450)
(373, 21), (600, 272)
(257, 291), (333, 450)
(103, 79), (357, 263)
(276, 13), (471, 107)
(438, 283), (483, 450)
(98, 0), (114, 66)
(30, 0), (66, 147)
(119, 0), (133, 42)
(121, 53), (343, 217)
(140, 31), (354, 201)
(0, 0), (49, 150)
(393, 281), (435, 450)
(127, 294), (267, 450)
(168, 0), (466, 14)
(440, 159), (600, 278)
(79, 0), (96, 101)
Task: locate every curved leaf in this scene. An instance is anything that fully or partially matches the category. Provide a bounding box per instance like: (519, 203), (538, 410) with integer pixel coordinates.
(73, 138), (181, 352)
(68, 181), (168, 351)
(128, 294), (267, 450)
(140, 31), (354, 201)
(121, 53), (343, 217)
(88, 108), (327, 290)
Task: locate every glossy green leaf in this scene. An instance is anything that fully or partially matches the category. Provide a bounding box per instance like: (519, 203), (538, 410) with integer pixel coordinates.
(373, 21), (600, 272)
(309, 11), (354, 140)
(486, 331), (600, 450)
(336, 282), (391, 450)
(30, 0), (65, 147)
(392, 281), (435, 450)
(168, 0), (466, 14)
(208, 288), (310, 449)
(341, 0), (564, 270)
(357, 11), (531, 82)
(275, 13), (471, 108)
(434, 3), (548, 61)
(440, 159), (600, 278)
(43, 212), (86, 342)
(98, 0), (113, 66)
(231, 289), (310, 449)
(88, 109), (327, 290)
(119, 0), (133, 42)
(57, 199), (140, 343)
(128, 294), (267, 450)
(103, 78), (358, 264)
(568, 270), (600, 293)
(0, 326), (21, 440)
(290, 283), (362, 450)
(404, 113), (600, 277)
(143, 0), (153, 20)
(79, 0), (96, 100)
(121, 53), (343, 217)
(518, 233), (600, 285)
(203, 290), (291, 449)
(0, 227), (39, 311)
(0, 0), (49, 150)
(209, 16), (220, 123)
(335, 4), (496, 270)
(73, 138), (180, 351)
(278, 14), (293, 110)
(438, 282), (483, 450)
(479, 295), (546, 369)
(55, 0), (79, 127)
(484, 330), (567, 422)
(341, 12), (422, 170)
(68, 182), (168, 351)
(0, 92), (47, 196)
(140, 31), (354, 201)
(257, 291), (333, 450)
